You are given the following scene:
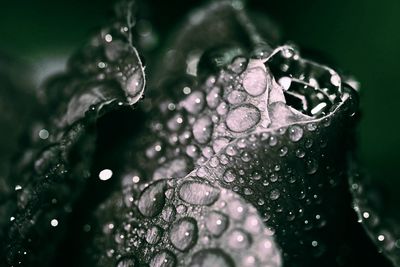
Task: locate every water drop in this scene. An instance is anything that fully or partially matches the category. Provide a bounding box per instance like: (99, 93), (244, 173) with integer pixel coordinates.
(193, 116), (213, 144)
(226, 104), (261, 133)
(217, 101), (229, 115)
(307, 123), (317, 131)
(270, 189), (280, 200)
(179, 181), (220, 205)
(162, 205), (176, 222)
(242, 67), (267, 96)
(180, 91), (205, 114)
(223, 169), (236, 183)
(242, 255), (258, 267)
(169, 217), (198, 251)
(288, 125), (303, 142)
(150, 250), (176, 267)
(117, 256), (138, 267)
(213, 138), (229, 153)
(244, 215), (262, 234)
(186, 145), (200, 158)
(227, 90), (247, 104)
(278, 77), (291, 90)
(146, 225), (163, 244)
(228, 199), (247, 221)
(125, 68), (145, 102)
(227, 229), (251, 249)
(138, 180), (167, 217)
(279, 147), (288, 157)
(230, 56), (248, 74)
(205, 211), (228, 237)
(269, 136), (278, 146)
(306, 158), (319, 174)
(295, 149), (305, 158)
(189, 249), (234, 267)
(206, 86), (221, 109)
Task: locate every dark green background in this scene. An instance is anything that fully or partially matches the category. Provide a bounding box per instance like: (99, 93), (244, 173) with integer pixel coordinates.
(0, 0), (399, 198)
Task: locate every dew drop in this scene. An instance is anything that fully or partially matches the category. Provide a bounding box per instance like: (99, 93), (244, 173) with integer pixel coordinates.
(228, 199), (247, 221)
(150, 250), (176, 267)
(193, 116), (213, 144)
(269, 136), (278, 146)
(226, 145), (237, 156)
(116, 256), (138, 267)
(189, 249), (234, 267)
(230, 56), (248, 74)
(288, 125), (303, 142)
(307, 123), (317, 131)
(162, 205), (176, 222)
(138, 180), (167, 217)
(227, 229), (251, 249)
(278, 77), (291, 90)
(125, 69), (145, 102)
(179, 181), (220, 206)
(242, 67), (267, 96)
(217, 101), (229, 115)
(213, 138), (229, 153)
(306, 158), (319, 174)
(169, 217), (198, 252)
(205, 211), (228, 237)
(295, 149), (305, 158)
(227, 90), (247, 104)
(223, 169), (237, 183)
(244, 215), (262, 234)
(146, 225), (163, 244)
(186, 145), (200, 158)
(226, 104), (261, 133)
(270, 189), (280, 200)
(255, 238), (276, 262)
(242, 255), (258, 267)
(279, 147), (288, 157)
(181, 91), (205, 114)
(206, 86), (221, 109)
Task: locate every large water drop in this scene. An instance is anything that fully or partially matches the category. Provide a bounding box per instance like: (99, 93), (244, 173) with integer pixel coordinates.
(226, 104), (261, 133)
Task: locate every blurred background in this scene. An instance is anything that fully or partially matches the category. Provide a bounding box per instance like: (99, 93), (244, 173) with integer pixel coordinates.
(0, 0), (399, 208)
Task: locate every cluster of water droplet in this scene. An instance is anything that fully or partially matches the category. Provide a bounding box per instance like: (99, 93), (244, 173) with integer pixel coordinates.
(2, 0), (388, 266)
(350, 171), (400, 266)
(3, 11), (148, 266)
(94, 177), (281, 267)
(86, 38), (361, 266)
